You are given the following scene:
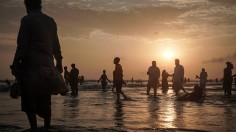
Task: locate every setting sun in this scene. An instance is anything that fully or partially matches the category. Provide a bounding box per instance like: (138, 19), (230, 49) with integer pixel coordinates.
(163, 50), (174, 60)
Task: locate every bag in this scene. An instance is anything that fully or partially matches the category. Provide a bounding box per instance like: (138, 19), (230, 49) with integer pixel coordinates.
(10, 80), (21, 99)
(42, 67), (69, 95)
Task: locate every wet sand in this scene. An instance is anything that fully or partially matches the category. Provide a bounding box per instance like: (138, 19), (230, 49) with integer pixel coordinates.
(0, 82), (236, 131)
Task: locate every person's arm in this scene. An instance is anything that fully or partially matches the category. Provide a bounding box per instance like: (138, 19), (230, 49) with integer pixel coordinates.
(53, 21), (63, 73)
(11, 17), (29, 76)
(106, 75), (111, 83)
(98, 76), (102, 83)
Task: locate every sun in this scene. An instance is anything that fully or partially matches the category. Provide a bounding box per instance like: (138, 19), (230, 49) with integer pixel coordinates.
(163, 50), (174, 60)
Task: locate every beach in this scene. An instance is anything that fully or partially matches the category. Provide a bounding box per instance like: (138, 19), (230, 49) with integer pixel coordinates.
(0, 82), (236, 131)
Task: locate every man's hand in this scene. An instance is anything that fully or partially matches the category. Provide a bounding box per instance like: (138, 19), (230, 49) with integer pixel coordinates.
(56, 60), (63, 73)
(10, 65), (19, 77)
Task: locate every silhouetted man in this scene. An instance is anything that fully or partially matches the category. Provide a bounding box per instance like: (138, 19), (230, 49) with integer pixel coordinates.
(196, 68), (208, 91)
(147, 61), (160, 97)
(10, 0), (63, 131)
(172, 59), (186, 95)
(113, 57), (128, 100)
(64, 66), (70, 85)
(223, 62), (233, 96)
(69, 64), (79, 95)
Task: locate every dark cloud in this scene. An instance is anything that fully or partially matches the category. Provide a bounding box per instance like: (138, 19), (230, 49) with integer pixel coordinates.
(208, 0), (236, 5)
(203, 52), (236, 63)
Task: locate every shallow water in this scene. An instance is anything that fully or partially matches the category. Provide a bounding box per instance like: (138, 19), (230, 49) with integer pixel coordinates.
(1, 82), (236, 131)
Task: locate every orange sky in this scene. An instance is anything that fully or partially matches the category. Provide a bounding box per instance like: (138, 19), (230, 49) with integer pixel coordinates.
(0, 0), (236, 80)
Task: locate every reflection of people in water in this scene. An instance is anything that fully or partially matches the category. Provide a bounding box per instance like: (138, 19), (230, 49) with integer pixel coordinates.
(64, 66), (70, 85)
(113, 57), (128, 100)
(147, 97), (159, 128)
(172, 59), (186, 95)
(161, 70), (171, 94)
(147, 61), (160, 97)
(98, 70), (111, 91)
(113, 101), (124, 128)
(196, 68), (208, 91)
(177, 85), (205, 103)
(223, 62), (234, 96)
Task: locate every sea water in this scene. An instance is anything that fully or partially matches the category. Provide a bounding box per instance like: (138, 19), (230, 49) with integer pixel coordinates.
(0, 82), (236, 131)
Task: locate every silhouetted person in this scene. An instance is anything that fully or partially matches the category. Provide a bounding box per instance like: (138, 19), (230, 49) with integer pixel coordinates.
(233, 74), (236, 89)
(146, 61), (160, 97)
(223, 62), (233, 96)
(172, 59), (186, 95)
(69, 64), (79, 95)
(177, 85), (205, 103)
(184, 77), (187, 84)
(113, 57), (128, 100)
(10, 0), (63, 130)
(64, 66), (70, 85)
(98, 70), (111, 91)
(196, 68), (208, 91)
(162, 70), (171, 94)
(79, 75), (84, 85)
(131, 77), (134, 83)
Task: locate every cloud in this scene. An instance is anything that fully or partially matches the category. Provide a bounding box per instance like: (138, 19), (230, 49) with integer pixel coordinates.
(208, 0), (236, 5)
(203, 52), (236, 63)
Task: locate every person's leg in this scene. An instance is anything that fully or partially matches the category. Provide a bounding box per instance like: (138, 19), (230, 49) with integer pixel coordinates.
(26, 112), (37, 132)
(44, 116), (51, 129)
(154, 87), (157, 97)
(147, 84), (151, 95)
(116, 88), (120, 100)
(75, 85), (78, 95)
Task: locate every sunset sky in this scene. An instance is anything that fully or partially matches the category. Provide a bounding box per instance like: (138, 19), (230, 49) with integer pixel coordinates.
(0, 0), (236, 80)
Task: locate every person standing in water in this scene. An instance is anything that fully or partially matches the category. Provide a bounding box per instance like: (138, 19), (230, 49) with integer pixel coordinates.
(147, 61), (160, 97)
(64, 66), (70, 86)
(10, 0), (63, 130)
(223, 62), (233, 96)
(98, 70), (111, 91)
(113, 57), (128, 100)
(161, 70), (171, 94)
(172, 59), (186, 95)
(196, 68), (208, 91)
(69, 64), (79, 95)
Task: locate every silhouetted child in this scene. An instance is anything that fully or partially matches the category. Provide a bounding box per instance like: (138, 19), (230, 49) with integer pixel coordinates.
(98, 70), (111, 91)
(161, 70), (171, 94)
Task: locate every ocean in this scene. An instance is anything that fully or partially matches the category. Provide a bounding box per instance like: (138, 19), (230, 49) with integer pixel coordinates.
(0, 81), (236, 131)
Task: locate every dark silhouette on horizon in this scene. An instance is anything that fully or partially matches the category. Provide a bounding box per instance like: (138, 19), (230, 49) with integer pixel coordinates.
(161, 70), (171, 94)
(10, 0), (63, 131)
(223, 62), (233, 96)
(196, 68), (208, 91)
(172, 59), (186, 95)
(69, 64), (79, 96)
(98, 70), (111, 91)
(79, 75), (85, 85)
(146, 61), (160, 97)
(113, 57), (128, 100)
(64, 66), (70, 86)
